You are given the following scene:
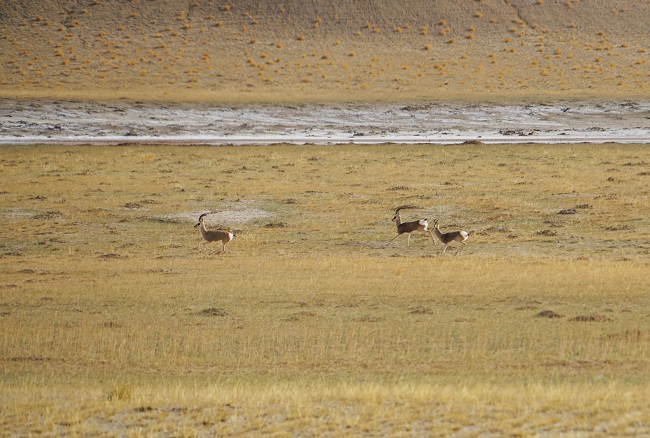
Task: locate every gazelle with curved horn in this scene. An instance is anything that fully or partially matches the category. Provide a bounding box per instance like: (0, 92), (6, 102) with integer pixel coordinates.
(194, 212), (235, 252)
(432, 219), (469, 255)
(388, 206), (436, 247)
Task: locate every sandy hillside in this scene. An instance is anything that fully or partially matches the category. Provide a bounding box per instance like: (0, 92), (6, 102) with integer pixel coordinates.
(0, 0), (648, 102)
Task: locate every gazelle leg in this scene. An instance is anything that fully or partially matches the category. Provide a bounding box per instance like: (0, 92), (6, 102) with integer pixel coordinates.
(386, 234), (400, 248)
(427, 230), (436, 245)
(455, 242), (466, 256)
(442, 244), (448, 255)
(407, 234), (411, 247)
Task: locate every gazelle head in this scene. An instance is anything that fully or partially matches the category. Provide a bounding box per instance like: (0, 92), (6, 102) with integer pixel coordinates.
(392, 205), (416, 222)
(194, 213), (209, 228)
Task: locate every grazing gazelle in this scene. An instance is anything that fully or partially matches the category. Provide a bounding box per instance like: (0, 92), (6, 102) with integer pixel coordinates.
(432, 219), (469, 255)
(194, 213), (234, 253)
(388, 206), (436, 247)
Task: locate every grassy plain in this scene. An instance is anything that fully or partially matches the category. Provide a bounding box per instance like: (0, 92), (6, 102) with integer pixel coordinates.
(1, 143), (649, 435)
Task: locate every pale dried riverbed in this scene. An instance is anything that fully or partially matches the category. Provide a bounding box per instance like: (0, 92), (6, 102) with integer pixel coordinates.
(1, 99), (649, 145)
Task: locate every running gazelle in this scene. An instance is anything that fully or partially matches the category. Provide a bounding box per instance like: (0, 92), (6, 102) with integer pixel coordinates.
(432, 219), (469, 255)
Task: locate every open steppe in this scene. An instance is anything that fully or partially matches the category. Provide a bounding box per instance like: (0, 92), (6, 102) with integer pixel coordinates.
(1, 0), (650, 435)
(1, 143), (649, 435)
(1, 0), (649, 101)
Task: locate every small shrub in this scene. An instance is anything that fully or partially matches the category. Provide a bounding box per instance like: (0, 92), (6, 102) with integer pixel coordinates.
(199, 307), (227, 317)
(537, 310), (563, 318)
(409, 306), (433, 315)
(569, 315), (613, 322)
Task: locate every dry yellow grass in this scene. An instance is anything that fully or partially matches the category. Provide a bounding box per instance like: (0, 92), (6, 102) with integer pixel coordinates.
(1, 143), (649, 434)
(2, 378), (649, 435)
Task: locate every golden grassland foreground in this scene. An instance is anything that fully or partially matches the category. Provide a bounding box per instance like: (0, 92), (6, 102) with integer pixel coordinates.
(1, 143), (649, 435)
(0, 0), (649, 101)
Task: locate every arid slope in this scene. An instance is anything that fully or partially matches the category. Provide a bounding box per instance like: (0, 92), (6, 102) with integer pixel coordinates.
(0, 0), (648, 101)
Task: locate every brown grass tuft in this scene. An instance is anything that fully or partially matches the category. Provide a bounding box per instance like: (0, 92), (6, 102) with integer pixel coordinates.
(537, 310), (564, 318)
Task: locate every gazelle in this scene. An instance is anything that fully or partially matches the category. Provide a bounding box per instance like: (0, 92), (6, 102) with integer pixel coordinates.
(388, 206), (436, 247)
(194, 213), (234, 252)
(432, 219), (469, 255)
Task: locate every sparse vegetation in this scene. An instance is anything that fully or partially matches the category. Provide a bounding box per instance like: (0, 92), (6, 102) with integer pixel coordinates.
(0, 0), (646, 100)
(0, 9), (649, 434)
(0, 143), (649, 435)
